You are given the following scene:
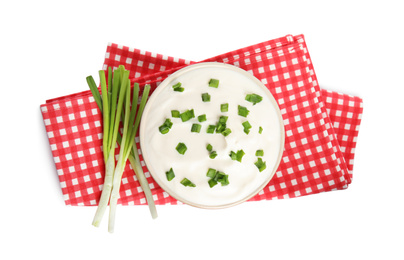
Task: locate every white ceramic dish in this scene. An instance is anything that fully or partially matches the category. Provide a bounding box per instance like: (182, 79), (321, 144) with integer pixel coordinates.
(139, 62), (284, 209)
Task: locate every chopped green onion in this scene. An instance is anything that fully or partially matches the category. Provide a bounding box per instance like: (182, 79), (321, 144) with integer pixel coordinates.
(214, 171), (229, 186)
(180, 178), (196, 187)
(207, 125), (216, 134)
(172, 82), (184, 92)
(242, 121), (252, 134)
(222, 128), (232, 137)
(255, 158), (267, 172)
(208, 179), (218, 188)
(206, 168), (217, 178)
(259, 126), (263, 134)
(219, 115), (228, 124)
(229, 151), (237, 160)
(215, 116), (228, 133)
(198, 114), (207, 122)
(176, 142), (187, 155)
(236, 150), (245, 162)
(245, 93), (263, 105)
(209, 78), (219, 88)
(180, 109), (195, 122)
(256, 150), (264, 157)
(238, 105), (250, 117)
(220, 174), (229, 186)
(165, 168), (175, 181)
(216, 123), (226, 133)
(191, 123), (202, 133)
(202, 93), (211, 102)
(159, 118), (173, 134)
(209, 151), (217, 159)
(229, 150), (244, 162)
(171, 110), (180, 118)
(220, 103), (228, 112)
(158, 125), (170, 134)
(206, 144), (213, 152)
(206, 168), (229, 187)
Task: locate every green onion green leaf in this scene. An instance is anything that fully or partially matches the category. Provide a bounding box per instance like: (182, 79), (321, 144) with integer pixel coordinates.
(207, 125), (216, 134)
(221, 128), (232, 137)
(172, 82), (184, 92)
(238, 105), (250, 117)
(208, 179), (218, 188)
(191, 123), (202, 133)
(242, 121), (252, 134)
(209, 78), (219, 88)
(206, 168), (217, 178)
(229, 151), (237, 160)
(215, 116), (228, 133)
(220, 103), (228, 112)
(209, 151), (218, 159)
(198, 114), (207, 122)
(159, 118), (173, 134)
(245, 93), (263, 105)
(176, 142), (187, 155)
(171, 110), (180, 118)
(259, 126), (263, 134)
(256, 150), (264, 157)
(202, 93), (211, 102)
(206, 144), (213, 152)
(236, 149), (245, 162)
(165, 168), (175, 181)
(254, 158), (267, 172)
(180, 109), (195, 122)
(180, 178), (196, 187)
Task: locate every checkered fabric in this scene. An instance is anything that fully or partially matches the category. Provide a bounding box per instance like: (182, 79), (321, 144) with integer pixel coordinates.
(40, 34), (363, 206)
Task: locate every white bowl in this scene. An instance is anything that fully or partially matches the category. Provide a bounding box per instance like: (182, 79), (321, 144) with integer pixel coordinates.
(139, 62), (285, 209)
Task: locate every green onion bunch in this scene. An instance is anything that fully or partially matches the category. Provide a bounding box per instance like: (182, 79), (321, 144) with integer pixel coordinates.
(86, 65), (156, 233)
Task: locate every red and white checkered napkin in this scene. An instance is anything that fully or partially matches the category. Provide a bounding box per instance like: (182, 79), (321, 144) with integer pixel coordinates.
(40, 34), (363, 206)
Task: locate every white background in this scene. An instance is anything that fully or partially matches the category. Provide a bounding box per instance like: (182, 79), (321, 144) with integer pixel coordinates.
(1, 0), (403, 259)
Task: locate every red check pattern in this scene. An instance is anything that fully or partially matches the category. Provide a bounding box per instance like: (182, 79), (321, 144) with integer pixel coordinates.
(40, 34), (363, 206)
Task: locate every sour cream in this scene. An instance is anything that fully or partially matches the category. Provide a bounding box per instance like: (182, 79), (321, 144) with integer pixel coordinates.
(140, 62), (284, 208)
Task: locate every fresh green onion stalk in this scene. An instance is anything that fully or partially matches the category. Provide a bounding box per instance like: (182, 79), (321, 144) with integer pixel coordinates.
(86, 66), (156, 233)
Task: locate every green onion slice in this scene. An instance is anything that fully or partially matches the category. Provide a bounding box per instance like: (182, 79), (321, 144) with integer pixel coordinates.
(180, 109), (195, 122)
(254, 158), (267, 172)
(236, 150), (245, 162)
(242, 121), (252, 134)
(215, 116), (228, 133)
(207, 125), (216, 134)
(206, 144), (213, 152)
(208, 179), (218, 188)
(191, 123), (202, 133)
(198, 114), (207, 122)
(176, 142), (187, 155)
(159, 118), (173, 134)
(209, 151), (217, 159)
(202, 93), (211, 102)
(238, 105), (250, 117)
(180, 178), (196, 187)
(256, 150), (264, 157)
(221, 103), (228, 112)
(259, 126), (263, 134)
(165, 168), (175, 181)
(229, 151), (237, 160)
(171, 110), (180, 118)
(245, 93), (263, 105)
(172, 82), (184, 92)
(206, 168), (217, 178)
(222, 128), (232, 137)
(209, 78), (219, 88)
